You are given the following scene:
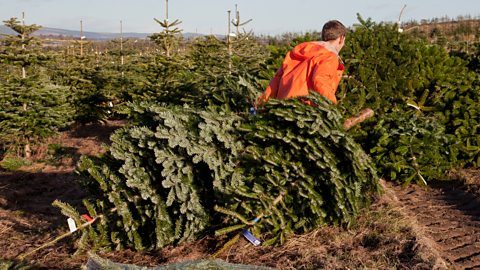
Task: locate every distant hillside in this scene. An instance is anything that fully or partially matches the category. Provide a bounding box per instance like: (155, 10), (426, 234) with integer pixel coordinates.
(402, 19), (480, 41)
(0, 25), (202, 40)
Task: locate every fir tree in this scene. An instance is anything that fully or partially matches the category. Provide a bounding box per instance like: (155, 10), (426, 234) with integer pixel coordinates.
(53, 50), (113, 124)
(0, 15), (72, 157)
(338, 15), (480, 180)
(58, 94), (379, 250)
(149, 0), (183, 57)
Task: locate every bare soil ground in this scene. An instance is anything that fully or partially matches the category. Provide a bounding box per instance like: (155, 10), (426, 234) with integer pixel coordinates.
(0, 121), (124, 269)
(0, 120), (479, 269)
(389, 173), (480, 270)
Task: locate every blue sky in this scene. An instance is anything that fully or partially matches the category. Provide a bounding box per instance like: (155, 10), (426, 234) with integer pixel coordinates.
(1, 0), (479, 35)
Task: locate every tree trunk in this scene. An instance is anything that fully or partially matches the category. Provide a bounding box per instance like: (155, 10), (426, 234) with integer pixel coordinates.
(24, 142), (31, 159)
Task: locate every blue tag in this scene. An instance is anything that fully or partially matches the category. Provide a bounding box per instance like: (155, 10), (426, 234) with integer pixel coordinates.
(242, 229), (261, 246)
(249, 107), (257, 115)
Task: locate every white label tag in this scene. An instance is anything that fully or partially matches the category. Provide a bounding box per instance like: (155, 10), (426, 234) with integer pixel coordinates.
(67, 218), (77, 232)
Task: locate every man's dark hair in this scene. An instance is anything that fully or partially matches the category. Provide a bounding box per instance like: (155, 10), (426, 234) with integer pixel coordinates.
(321, 20), (347, 41)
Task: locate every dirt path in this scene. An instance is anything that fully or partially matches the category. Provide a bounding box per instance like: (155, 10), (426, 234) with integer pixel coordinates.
(389, 179), (480, 269)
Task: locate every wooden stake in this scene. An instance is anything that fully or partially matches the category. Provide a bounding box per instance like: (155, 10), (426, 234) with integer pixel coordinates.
(397, 4), (407, 25)
(343, 108), (375, 130)
(120, 20), (124, 68)
(80, 20), (84, 56)
(165, 0), (170, 57)
(227, 10), (232, 73)
(17, 216), (101, 260)
(166, 0), (169, 22)
(21, 12), (30, 158)
(21, 12), (26, 79)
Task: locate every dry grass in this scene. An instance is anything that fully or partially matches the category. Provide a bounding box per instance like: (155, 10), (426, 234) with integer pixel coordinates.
(0, 184), (446, 269)
(215, 195), (443, 269)
(90, 191), (444, 270)
(449, 168), (480, 196)
(0, 223), (11, 235)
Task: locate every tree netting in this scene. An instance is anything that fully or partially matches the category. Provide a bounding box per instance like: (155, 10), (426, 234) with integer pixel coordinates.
(85, 253), (274, 270)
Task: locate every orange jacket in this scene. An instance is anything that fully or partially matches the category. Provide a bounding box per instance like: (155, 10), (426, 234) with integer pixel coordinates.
(259, 41), (344, 105)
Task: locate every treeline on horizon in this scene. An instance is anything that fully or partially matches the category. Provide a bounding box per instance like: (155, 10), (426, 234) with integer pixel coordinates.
(2, 12), (479, 44)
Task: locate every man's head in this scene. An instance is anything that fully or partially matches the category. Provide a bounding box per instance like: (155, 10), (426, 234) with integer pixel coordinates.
(322, 20), (347, 41)
(322, 20), (347, 52)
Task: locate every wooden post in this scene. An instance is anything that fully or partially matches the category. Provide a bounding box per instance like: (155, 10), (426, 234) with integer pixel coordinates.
(21, 12), (31, 158)
(165, 0), (170, 57)
(397, 4), (406, 26)
(235, 4), (239, 34)
(166, 0), (169, 23)
(120, 21), (124, 67)
(120, 20), (125, 95)
(80, 20), (84, 56)
(95, 46), (99, 67)
(343, 108), (375, 130)
(120, 20), (125, 78)
(21, 12), (26, 79)
(227, 10), (232, 73)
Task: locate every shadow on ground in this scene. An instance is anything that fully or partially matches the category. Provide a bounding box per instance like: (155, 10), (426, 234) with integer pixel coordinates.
(0, 171), (86, 225)
(69, 120), (127, 144)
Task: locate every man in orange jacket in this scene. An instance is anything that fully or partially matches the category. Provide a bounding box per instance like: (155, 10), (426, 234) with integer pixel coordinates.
(258, 20), (347, 105)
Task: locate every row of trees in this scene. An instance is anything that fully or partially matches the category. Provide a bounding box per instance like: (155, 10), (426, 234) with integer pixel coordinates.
(0, 15), (71, 158)
(340, 16), (480, 184)
(404, 14), (480, 27)
(403, 18), (480, 51)
(0, 3), (260, 158)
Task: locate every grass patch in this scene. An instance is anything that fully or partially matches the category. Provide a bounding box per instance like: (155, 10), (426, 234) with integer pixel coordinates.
(44, 143), (76, 165)
(0, 259), (32, 270)
(0, 157), (31, 171)
(217, 200), (441, 270)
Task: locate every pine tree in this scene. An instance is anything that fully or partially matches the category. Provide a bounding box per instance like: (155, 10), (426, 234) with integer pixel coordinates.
(0, 15), (72, 157)
(338, 15), (480, 181)
(50, 43), (114, 125)
(149, 0), (183, 57)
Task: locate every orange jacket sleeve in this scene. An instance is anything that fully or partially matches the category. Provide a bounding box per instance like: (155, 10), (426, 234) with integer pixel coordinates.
(310, 56), (340, 104)
(257, 68), (283, 106)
